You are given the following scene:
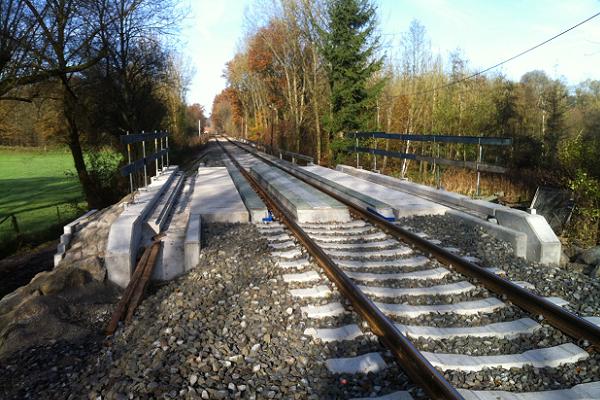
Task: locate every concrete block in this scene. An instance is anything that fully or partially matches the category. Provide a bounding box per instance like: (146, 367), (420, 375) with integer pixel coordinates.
(301, 302), (346, 318)
(495, 208), (561, 264)
(53, 253), (64, 267)
(344, 267), (450, 282)
(249, 164), (350, 223)
(351, 392), (414, 400)
(325, 352), (387, 374)
(359, 281), (474, 298)
(59, 233), (71, 245)
(105, 214), (141, 288)
(447, 209), (528, 259)
(224, 160), (269, 222)
(289, 285), (332, 298)
(463, 199), (507, 217)
(282, 271), (321, 283)
(147, 173), (185, 234)
(395, 318), (541, 340)
(152, 238), (183, 281)
(105, 167), (179, 288)
(191, 167), (249, 223)
(375, 297), (506, 318)
(423, 343), (587, 372)
(294, 165), (396, 219)
(459, 382), (600, 400)
(304, 324), (363, 342)
(184, 213), (201, 271)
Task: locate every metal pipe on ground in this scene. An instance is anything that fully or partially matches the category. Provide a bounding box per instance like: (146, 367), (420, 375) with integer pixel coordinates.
(216, 138), (464, 400)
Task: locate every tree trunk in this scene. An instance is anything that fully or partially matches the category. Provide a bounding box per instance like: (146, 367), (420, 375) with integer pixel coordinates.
(63, 82), (101, 209)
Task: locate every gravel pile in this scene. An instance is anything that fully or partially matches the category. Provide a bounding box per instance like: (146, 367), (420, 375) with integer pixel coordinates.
(395, 214), (600, 391)
(0, 222), (416, 399)
(397, 215), (600, 316)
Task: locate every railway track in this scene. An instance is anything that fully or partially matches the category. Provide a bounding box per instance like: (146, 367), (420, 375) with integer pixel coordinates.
(217, 137), (600, 399)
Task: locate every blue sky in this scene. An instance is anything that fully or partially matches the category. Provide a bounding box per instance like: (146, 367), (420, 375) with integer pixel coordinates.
(179, 0), (600, 111)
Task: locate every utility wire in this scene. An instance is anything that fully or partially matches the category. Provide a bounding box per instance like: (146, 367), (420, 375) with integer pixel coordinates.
(389, 11), (600, 99)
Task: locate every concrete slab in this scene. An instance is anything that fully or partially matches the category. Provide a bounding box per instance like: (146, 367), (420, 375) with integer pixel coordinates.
(190, 167), (249, 223)
(459, 381), (600, 400)
(326, 246), (413, 259)
(304, 165), (448, 218)
(344, 267), (450, 282)
(147, 172), (185, 234)
(224, 159), (269, 222)
(302, 226), (374, 236)
(325, 352), (387, 374)
(301, 220), (368, 229)
(424, 343), (588, 372)
(249, 163), (351, 223)
(54, 209), (97, 267)
(268, 241), (295, 250)
(495, 208), (561, 264)
(312, 231), (387, 243)
(301, 302), (346, 318)
(106, 167), (179, 287)
(317, 239), (399, 250)
(282, 271), (321, 283)
(289, 285), (332, 298)
(334, 256), (430, 270)
(271, 248), (302, 259)
(351, 392), (414, 400)
(359, 281), (475, 298)
(304, 324), (363, 342)
(184, 213), (201, 271)
(277, 258), (311, 269)
(337, 164), (561, 265)
(395, 318), (541, 340)
(375, 297), (506, 318)
(153, 175), (195, 281)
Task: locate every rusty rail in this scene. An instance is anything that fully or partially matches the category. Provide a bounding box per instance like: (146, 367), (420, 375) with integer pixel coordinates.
(217, 138), (464, 400)
(228, 136), (600, 351)
(106, 239), (162, 335)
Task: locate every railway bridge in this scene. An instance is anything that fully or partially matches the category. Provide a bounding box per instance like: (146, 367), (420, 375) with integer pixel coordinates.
(1, 136), (600, 399)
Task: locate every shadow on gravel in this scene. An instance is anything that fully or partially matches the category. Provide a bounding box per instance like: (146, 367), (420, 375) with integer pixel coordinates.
(0, 334), (106, 400)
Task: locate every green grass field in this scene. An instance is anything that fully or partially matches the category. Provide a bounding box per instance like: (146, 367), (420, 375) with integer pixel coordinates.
(0, 147), (86, 255)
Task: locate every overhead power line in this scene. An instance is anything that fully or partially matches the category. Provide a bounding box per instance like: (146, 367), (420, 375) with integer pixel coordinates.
(391, 10), (600, 99)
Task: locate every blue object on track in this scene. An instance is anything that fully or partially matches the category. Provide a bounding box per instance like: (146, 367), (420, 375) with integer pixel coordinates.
(366, 207), (395, 222)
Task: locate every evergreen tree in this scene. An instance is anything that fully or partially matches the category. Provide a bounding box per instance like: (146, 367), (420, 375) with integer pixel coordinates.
(543, 81), (567, 167)
(321, 0), (383, 156)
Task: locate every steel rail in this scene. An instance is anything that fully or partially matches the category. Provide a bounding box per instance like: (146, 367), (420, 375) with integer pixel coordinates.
(216, 138), (464, 400)
(227, 137), (600, 351)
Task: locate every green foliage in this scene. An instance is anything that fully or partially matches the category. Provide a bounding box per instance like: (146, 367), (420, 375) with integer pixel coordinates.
(85, 147), (124, 204)
(566, 170), (600, 245)
(569, 171), (600, 219)
(322, 0), (383, 135)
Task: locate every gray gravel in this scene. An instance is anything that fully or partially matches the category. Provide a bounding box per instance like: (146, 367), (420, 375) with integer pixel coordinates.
(0, 222), (417, 399)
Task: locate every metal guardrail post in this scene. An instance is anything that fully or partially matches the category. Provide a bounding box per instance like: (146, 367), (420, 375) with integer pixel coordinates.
(154, 131), (159, 175)
(166, 135), (170, 167)
(355, 133), (359, 168)
(373, 132), (377, 171)
(141, 131), (148, 187)
(160, 135), (164, 170)
(126, 131), (134, 194)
